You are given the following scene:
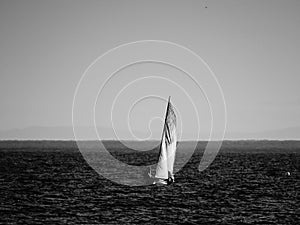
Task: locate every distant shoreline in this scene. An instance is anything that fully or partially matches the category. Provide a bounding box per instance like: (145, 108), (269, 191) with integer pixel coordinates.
(0, 140), (299, 154)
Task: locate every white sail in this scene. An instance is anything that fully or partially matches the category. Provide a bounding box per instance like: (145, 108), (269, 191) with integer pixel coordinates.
(154, 134), (169, 179)
(166, 128), (177, 180)
(155, 97), (177, 182)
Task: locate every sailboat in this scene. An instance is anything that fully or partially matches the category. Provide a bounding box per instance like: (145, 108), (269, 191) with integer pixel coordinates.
(145, 96), (177, 185)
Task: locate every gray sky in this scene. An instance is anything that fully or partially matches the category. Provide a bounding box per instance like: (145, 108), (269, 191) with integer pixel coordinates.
(0, 0), (300, 139)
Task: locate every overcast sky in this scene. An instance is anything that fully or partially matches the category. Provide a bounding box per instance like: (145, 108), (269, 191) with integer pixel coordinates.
(0, 0), (300, 139)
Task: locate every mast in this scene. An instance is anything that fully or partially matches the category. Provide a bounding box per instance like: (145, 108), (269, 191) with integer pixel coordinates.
(157, 96), (170, 157)
(154, 96), (171, 180)
(160, 96), (171, 143)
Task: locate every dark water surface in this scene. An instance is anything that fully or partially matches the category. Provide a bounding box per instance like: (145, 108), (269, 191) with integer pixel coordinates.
(0, 141), (299, 224)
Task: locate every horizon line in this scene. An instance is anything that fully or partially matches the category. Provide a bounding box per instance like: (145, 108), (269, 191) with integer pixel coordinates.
(1, 139), (300, 142)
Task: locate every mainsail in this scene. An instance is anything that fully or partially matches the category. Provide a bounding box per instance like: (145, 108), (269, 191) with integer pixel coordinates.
(155, 97), (177, 183)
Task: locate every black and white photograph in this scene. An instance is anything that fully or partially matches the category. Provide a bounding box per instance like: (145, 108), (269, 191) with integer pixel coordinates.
(0, 0), (299, 224)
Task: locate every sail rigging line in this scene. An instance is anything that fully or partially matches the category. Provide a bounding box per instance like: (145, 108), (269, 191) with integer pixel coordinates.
(156, 96), (171, 163)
